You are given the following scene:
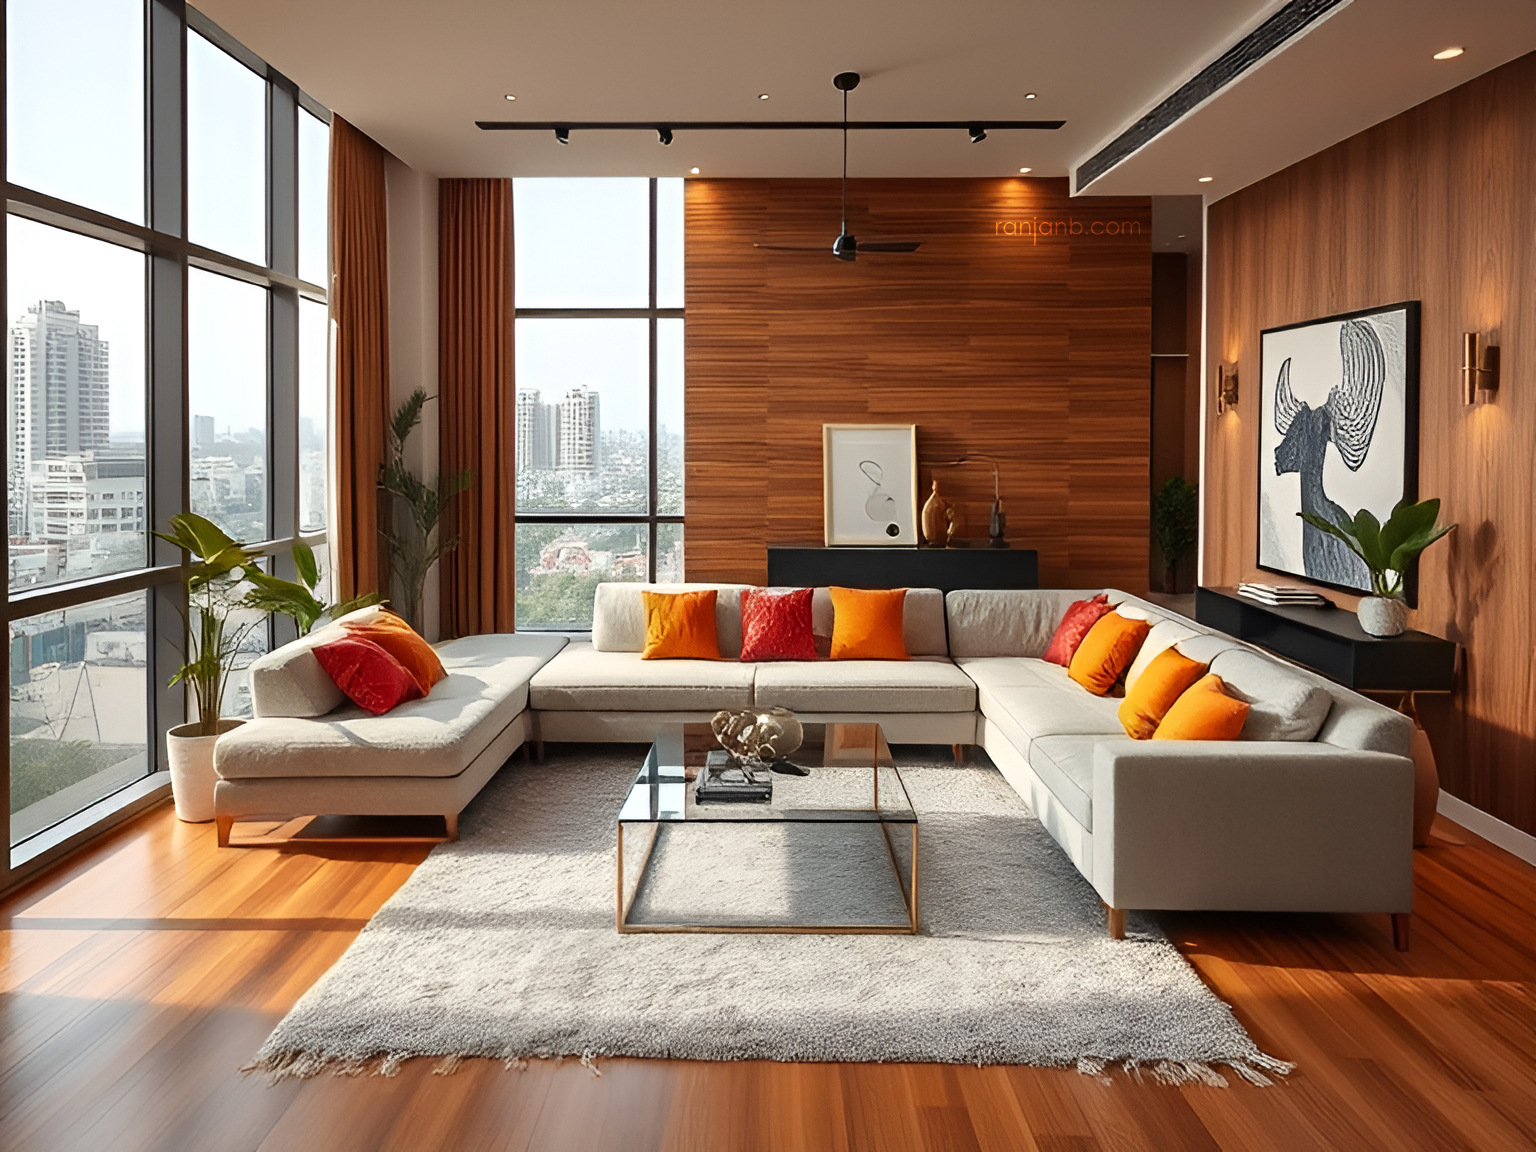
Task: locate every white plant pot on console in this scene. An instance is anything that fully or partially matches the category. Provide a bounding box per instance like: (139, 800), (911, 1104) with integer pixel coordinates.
(1358, 596), (1407, 638)
(167, 719), (244, 823)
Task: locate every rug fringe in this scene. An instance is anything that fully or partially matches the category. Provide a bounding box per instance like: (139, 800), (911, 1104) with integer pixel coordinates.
(579, 1050), (603, 1078)
(1075, 1055), (1293, 1089)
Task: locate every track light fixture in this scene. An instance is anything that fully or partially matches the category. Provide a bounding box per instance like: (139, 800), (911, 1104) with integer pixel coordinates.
(554, 127), (570, 145)
(969, 126), (987, 144)
(657, 127), (673, 146)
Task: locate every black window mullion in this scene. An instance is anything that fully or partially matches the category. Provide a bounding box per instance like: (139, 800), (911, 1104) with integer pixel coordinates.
(648, 178), (659, 582)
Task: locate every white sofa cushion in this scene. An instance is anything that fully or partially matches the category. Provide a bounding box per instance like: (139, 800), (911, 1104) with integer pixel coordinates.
(951, 655), (1062, 696)
(1123, 618), (1200, 692)
(1173, 633), (1244, 665)
(975, 673), (1124, 760)
(810, 587), (949, 657)
(944, 589), (1106, 658)
(591, 583), (754, 658)
(530, 641), (756, 711)
(1209, 648), (1334, 742)
(249, 623), (348, 718)
(1027, 734), (1104, 830)
(752, 656), (976, 713)
(216, 633), (568, 779)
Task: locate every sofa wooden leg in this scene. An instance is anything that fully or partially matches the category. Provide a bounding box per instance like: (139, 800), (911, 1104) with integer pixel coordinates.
(444, 813), (459, 842)
(1107, 906), (1126, 940)
(216, 815), (234, 848)
(951, 743), (965, 766)
(536, 740), (545, 763)
(1391, 912), (1411, 952)
(521, 742), (531, 762)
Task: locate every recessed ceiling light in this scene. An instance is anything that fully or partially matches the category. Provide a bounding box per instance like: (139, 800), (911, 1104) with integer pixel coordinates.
(1198, 176), (1213, 183)
(1024, 92), (1037, 99)
(1018, 167), (1032, 174)
(504, 94), (516, 101)
(1433, 46), (1465, 60)
(690, 167), (700, 174)
(758, 93), (770, 100)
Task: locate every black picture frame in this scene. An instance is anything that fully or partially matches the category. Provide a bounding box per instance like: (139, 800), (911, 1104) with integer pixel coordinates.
(1255, 300), (1421, 605)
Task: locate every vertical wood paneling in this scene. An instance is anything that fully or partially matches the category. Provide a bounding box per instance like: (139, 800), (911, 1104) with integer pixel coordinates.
(684, 178), (1151, 590)
(1203, 50), (1536, 835)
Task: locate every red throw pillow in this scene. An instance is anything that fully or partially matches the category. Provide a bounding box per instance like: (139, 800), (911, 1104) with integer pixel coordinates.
(1042, 594), (1111, 666)
(739, 588), (818, 662)
(313, 636), (423, 715)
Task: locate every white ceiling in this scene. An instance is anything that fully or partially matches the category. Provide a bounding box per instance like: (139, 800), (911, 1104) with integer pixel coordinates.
(195, 0), (1536, 200)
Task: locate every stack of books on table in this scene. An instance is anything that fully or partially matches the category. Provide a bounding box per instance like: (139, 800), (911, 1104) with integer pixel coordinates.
(1237, 582), (1331, 608)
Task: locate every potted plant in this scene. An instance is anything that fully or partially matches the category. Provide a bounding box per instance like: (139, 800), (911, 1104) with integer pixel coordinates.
(1299, 498), (1455, 636)
(1152, 476), (1198, 592)
(157, 513), (266, 822)
(240, 540), (381, 635)
(380, 388), (472, 634)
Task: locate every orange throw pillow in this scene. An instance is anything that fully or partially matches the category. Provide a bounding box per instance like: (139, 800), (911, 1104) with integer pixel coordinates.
(829, 587), (909, 660)
(1118, 647), (1208, 739)
(642, 590), (722, 659)
(1152, 673), (1251, 741)
(343, 610), (447, 697)
(1067, 611), (1150, 696)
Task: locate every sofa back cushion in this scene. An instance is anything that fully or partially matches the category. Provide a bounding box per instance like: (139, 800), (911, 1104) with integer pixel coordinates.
(250, 624), (348, 717)
(592, 583), (752, 657)
(1208, 648), (1333, 741)
(1124, 618), (1200, 691)
(812, 587), (948, 657)
(944, 589), (1109, 658)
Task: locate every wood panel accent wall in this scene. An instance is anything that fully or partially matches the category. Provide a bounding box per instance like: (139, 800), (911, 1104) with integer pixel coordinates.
(1204, 51), (1536, 834)
(684, 178), (1151, 590)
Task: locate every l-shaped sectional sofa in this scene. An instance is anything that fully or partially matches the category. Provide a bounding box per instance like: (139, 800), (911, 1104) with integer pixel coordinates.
(214, 583), (1416, 942)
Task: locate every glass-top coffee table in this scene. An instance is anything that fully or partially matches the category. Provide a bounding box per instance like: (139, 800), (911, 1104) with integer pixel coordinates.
(617, 722), (918, 934)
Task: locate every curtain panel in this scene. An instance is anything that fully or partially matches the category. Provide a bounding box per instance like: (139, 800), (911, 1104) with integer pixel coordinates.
(329, 115), (391, 602)
(438, 178), (517, 635)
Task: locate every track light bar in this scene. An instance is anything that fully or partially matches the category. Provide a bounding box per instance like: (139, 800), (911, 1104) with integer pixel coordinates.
(480, 119), (1064, 133)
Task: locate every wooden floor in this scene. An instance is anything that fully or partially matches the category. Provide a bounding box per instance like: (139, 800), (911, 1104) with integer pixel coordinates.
(1, 804), (1533, 1152)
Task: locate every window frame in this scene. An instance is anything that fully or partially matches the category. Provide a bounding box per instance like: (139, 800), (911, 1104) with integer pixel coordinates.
(1, 0), (332, 881)
(513, 177), (684, 620)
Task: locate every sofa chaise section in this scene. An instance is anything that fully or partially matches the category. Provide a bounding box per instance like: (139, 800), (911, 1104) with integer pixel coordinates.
(213, 632), (568, 844)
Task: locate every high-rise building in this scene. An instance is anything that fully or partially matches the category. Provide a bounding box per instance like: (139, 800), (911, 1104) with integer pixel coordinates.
(193, 414), (215, 454)
(557, 387), (600, 472)
(8, 301), (112, 532)
(516, 389), (559, 471)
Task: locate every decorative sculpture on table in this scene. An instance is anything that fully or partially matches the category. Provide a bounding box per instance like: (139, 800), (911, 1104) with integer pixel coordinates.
(710, 708), (810, 776)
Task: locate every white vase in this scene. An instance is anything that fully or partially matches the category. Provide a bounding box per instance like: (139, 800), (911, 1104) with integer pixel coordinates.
(1358, 596), (1408, 637)
(166, 719), (244, 823)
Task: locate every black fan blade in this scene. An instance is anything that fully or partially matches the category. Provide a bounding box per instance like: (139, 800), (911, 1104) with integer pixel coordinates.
(858, 241), (922, 253)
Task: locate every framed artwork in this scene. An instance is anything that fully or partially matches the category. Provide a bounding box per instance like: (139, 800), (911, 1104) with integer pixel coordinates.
(823, 424), (918, 546)
(1257, 301), (1421, 600)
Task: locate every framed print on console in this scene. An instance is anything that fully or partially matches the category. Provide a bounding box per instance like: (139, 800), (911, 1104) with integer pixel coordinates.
(1257, 301), (1420, 600)
(823, 424), (918, 546)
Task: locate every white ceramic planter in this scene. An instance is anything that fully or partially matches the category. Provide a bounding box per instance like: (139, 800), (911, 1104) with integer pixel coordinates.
(166, 719), (244, 823)
(1358, 595), (1408, 637)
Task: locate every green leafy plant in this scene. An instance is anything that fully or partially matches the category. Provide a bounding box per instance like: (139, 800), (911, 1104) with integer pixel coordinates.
(1298, 498), (1455, 598)
(155, 512), (266, 737)
(1152, 476), (1199, 585)
(240, 541), (382, 635)
(380, 388), (472, 632)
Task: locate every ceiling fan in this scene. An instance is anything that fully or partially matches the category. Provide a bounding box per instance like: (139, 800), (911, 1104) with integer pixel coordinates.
(754, 72), (922, 262)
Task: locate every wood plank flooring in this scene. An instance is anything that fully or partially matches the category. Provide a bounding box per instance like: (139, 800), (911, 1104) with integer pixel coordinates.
(1, 803), (1532, 1151)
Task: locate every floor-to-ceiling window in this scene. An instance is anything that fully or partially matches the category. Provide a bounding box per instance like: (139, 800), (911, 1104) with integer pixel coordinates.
(3, 0), (331, 873)
(512, 178), (684, 630)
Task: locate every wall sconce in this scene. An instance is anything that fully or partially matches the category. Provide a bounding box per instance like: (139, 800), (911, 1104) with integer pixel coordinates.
(1216, 362), (1239, 414)
(1462, 332), (1500, 404)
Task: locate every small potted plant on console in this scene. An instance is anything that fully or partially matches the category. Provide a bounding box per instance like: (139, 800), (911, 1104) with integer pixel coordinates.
(1299, 498), (1455, 636)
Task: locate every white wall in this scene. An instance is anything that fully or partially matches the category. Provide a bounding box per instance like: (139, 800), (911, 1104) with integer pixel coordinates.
(384, 156), (441, 639)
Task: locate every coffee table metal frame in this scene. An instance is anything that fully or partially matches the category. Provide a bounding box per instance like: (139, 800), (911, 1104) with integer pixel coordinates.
(616, 722), (918, 935)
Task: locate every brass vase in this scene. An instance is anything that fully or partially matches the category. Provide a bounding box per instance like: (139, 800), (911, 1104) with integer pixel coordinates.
(920, 480), (951, 547)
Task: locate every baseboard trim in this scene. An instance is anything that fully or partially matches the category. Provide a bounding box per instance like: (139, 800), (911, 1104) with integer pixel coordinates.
(1437, 790), (1536, 866)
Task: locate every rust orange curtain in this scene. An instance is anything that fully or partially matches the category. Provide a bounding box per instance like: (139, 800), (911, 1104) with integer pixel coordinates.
(329, 116), (391, 602)
(439, 178), (516, 635)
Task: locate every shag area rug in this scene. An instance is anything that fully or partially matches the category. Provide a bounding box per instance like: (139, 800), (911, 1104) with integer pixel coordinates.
(251, 746), (1291, 1086)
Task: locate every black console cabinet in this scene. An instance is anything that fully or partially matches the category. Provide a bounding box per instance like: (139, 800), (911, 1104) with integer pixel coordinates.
(1195, 586), (1456, 692)
(766, 546), (1039, 593)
